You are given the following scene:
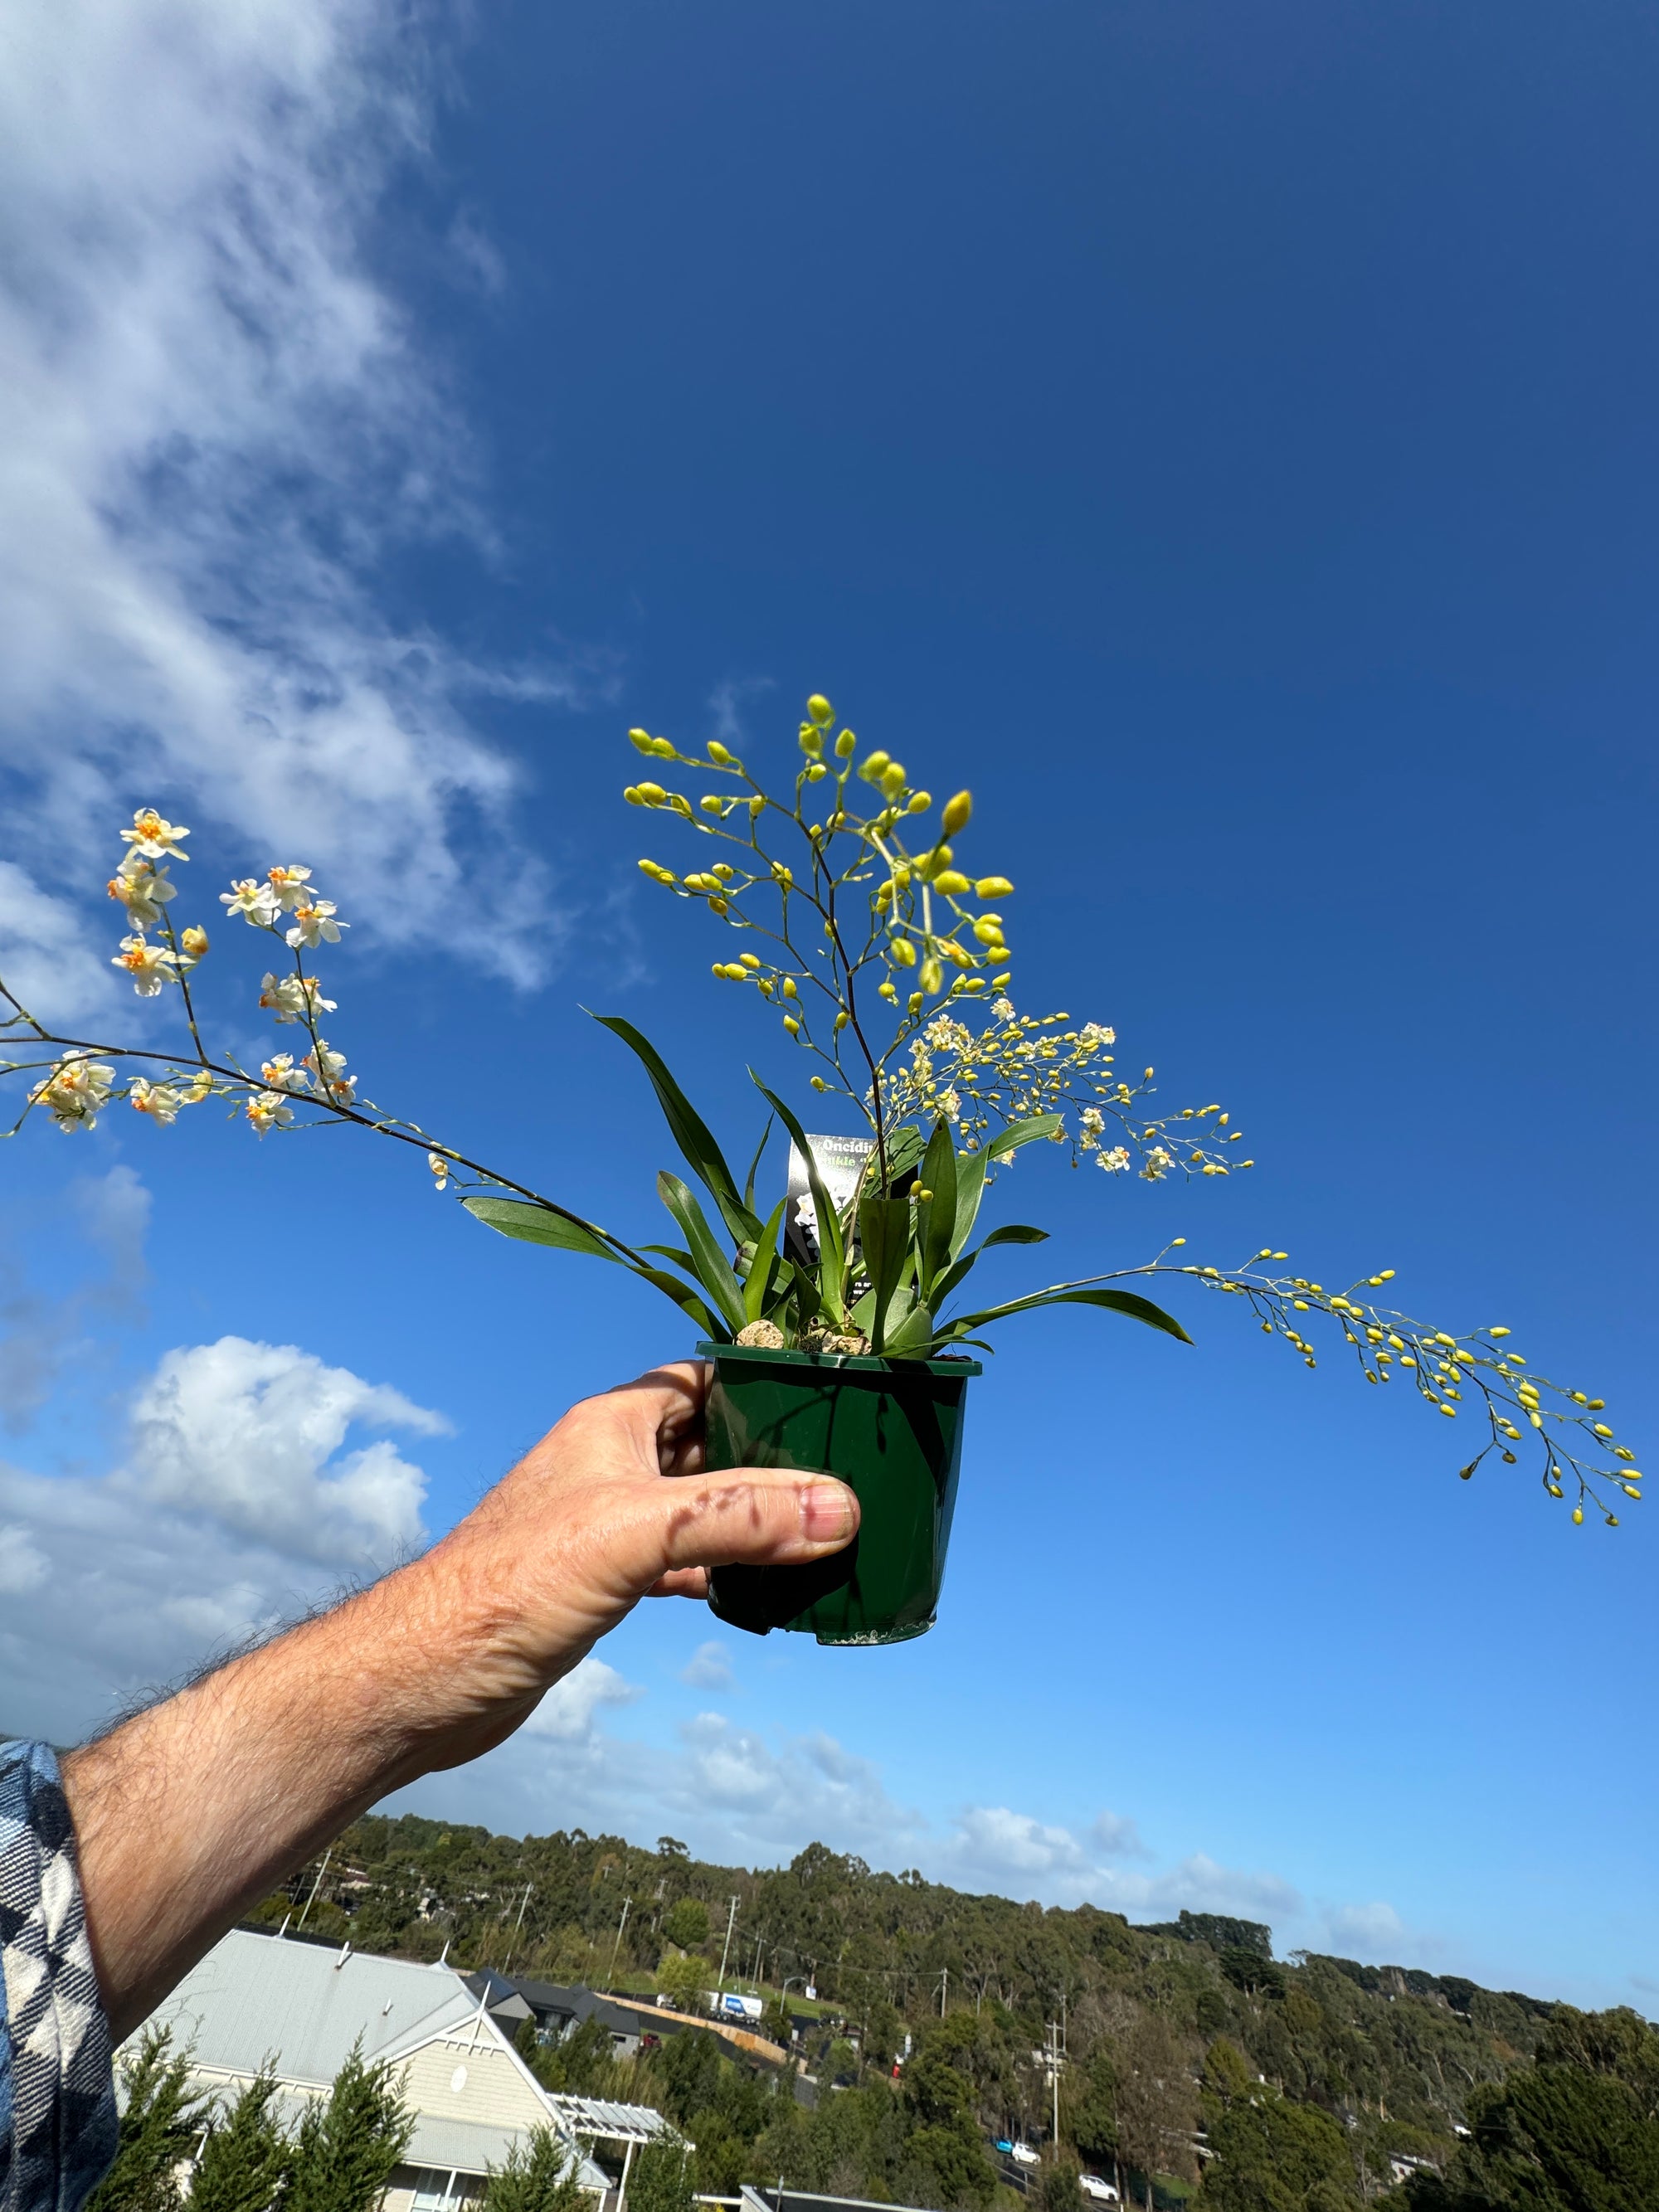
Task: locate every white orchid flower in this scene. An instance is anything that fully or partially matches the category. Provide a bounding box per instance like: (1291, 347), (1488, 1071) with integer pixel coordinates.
(285, 900), (345, 950)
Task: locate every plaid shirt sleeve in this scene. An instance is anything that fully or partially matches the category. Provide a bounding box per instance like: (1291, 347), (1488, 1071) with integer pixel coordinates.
(0, 1743), (117, 2212)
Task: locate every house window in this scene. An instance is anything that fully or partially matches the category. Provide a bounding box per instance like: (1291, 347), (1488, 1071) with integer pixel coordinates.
(410, 2170), (466, 2212)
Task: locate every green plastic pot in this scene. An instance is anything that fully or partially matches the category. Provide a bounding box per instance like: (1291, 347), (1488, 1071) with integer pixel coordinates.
(698, 1340), (982, 1646)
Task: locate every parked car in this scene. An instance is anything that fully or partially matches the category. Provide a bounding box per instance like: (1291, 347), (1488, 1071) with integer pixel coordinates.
(993, 2142), (1014, 2156)
(1078, 2178), (1120, 2205)
(1010, 2143), (1040, 2167)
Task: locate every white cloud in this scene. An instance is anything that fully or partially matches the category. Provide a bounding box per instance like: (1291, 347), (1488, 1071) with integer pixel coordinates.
(0, 1164), (151, 1432)
(1089, 1810), (1150, 1859)
(1325, 1901), (1407, 1957)
(0, 1524), (49, 1596)
(0, 1332), (446, 1741)
(679, 1640), (737, 1692)
(0, 0), (575, 1012)
(951, 1806), (1092, 1881)
(523, 1657), (642, 1743)
(130, 1336), (445, 1564)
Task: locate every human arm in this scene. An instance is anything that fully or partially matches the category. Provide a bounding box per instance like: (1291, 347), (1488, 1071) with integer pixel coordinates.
(59, 1359), (856, 2042)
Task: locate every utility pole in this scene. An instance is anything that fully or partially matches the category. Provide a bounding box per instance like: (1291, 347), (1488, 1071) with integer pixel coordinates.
(296, 1847), (332, 1929)
(607, 1898), (632, 1987)
(502, 1884), (534, 1974)
(937, 1968), (949, 2015)
(716, 1895), (740, 1996)
(1044, 2020), (1067, 2146)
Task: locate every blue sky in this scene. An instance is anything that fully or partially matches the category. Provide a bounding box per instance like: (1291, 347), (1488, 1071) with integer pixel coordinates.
(1, 0), (1654, 2007)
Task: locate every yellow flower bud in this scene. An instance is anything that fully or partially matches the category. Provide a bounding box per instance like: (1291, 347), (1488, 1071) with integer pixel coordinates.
(890, 937), (917, 967)
(1623, 1483), (1642, 1499)
(859, 750), (891, 781)
(1573, 1506), (1584, 1524)
(700, 795), (725, 814)
(635, 781), (665, 805)
(749, 795), (765, 819)
(880, 761), (907, 797)
(975, 876), (1014, 899)
(907, 991), (923, 1014)
(810, 1076), (828, 1091)
(835, 727), (857, 756)
(649, 736), (677, 758)
(783, 1014), (800, 1034)
(638, 859), (674, 881)
(875, 881), (894, 908)
(624, 785), (644, 804)
(800, 726), (823, 756)
(933, 869), (971, 894)
(806, 693), (834, 725)
(709, 897), (728, 914)
(878, 980), (898, 1001)
(990, 970), (1011, 988)
(1487, 1325), (1510, 1336)
(907, 790), (932, 813)
(181, 925), (209, 957)
(740, 953), (761, 968)
(972, 916), (1002, 943)
(834, 1011), (849, 1029)
(941, 790), (972, 835)
(1593, 1422), (1614, 1437)
(628, 728), (654, 752)
(805, 761), (828, 780)
(713, 863), (735, 879)
(708, 739), (734, 765)
(781, 977), (798, 998)
(771, 862), (794, 885)
(1588, 1398), (1605, 1410)
(920, 957), (943, 994)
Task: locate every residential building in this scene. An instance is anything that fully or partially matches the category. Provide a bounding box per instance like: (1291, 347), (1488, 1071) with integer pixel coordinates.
(134, 1928), (635, 2212)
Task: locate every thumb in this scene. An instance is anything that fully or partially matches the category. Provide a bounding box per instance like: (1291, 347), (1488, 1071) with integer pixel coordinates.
(649, 1464), (859, 1579)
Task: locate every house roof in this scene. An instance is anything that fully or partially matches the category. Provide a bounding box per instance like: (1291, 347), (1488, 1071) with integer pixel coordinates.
(543, 2093), (684, 2146)
(142, 1930), (478, 2086)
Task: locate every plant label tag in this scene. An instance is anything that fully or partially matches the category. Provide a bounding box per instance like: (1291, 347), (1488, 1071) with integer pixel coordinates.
(785, 1131), (875, 1265)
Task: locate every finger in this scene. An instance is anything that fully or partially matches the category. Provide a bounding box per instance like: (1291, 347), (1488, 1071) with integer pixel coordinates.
(647, 1465), (859, 1577)
(645, 1567), (710, 1599)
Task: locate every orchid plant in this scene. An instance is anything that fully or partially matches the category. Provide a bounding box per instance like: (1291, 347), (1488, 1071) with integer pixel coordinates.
(0, 695), (1642, 1530)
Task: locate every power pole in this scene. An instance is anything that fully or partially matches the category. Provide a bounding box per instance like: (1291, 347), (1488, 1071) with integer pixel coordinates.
(296, 1847), (332, 1929)
(1044, 2020), (1067, 2145)
(607, 1898), (632, 1987)
(938, 1968), (949, 2016)
(502, 1884), (534, 1974)
(716, 1895), (740, 1995)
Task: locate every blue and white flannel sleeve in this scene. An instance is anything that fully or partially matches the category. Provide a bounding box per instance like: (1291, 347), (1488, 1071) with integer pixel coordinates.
(0, 1743), (117, 2212)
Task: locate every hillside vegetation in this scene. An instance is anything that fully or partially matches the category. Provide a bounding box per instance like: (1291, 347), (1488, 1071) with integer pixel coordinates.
(256, 1816), (1658, 2210)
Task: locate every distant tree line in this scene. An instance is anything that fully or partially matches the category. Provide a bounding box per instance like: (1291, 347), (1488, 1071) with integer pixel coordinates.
(239, 1816), (1657, 2210)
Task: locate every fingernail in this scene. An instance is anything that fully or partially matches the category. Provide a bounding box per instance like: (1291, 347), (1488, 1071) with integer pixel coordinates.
(801, 1481), (856, 1541)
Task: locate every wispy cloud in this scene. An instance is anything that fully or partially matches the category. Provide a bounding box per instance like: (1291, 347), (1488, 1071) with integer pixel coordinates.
(679, 1640), (737, 1692)
(0, 0), (575, 1015)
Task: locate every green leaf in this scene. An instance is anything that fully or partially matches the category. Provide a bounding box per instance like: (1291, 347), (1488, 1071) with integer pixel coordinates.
(592, 1014), (761, 1243)
(879, 1121), (927, 1191)
(980, 1223), (1050, 1247)
(656, 1172), (747, 1334)
(463, 1196), (626, 1264)
(633, 1265), (727, 1340)
(949, 1145), (990, 1261)
(988, 1113), (1063, 1160)
(743, 1197), (790, 1325)
(917, 1119), (959, 1296)
(464, 1195), (726, 1338)
(859, 1195), (914, 1354)
(742, 1113), (776, 1216)
(750, 1076), (847, 1325)
(883, 1302), (937, 1359)
(942, 1283), (1194, 1344)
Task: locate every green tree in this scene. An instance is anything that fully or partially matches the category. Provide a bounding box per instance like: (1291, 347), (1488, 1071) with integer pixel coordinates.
(1042, 2159), (1086, 2212)
(1070, 2048), (1121, 2172)
(1200, 2095), (1360, 2210)
(902, 2052), (996, 2208)
(648, 2031), (724, 2130)
(285, 2044), (414, 2212)
(661, 1900), (711, 1952)
(86, 2027), (211, 2212)
(657, 1952), (709, 2013)
(482, 2127), (587, 2212)
(627, 2142), (695, 2212)
(1406, 2061), (1659, 2212)
(189, 2068), (293, 2212)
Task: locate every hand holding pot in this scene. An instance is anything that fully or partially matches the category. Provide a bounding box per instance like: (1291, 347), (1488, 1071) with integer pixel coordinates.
(62, 1359), (858, 2040)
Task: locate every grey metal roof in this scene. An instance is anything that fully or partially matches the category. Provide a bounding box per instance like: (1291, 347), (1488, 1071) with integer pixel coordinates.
(139, 1930), (484, 2087)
